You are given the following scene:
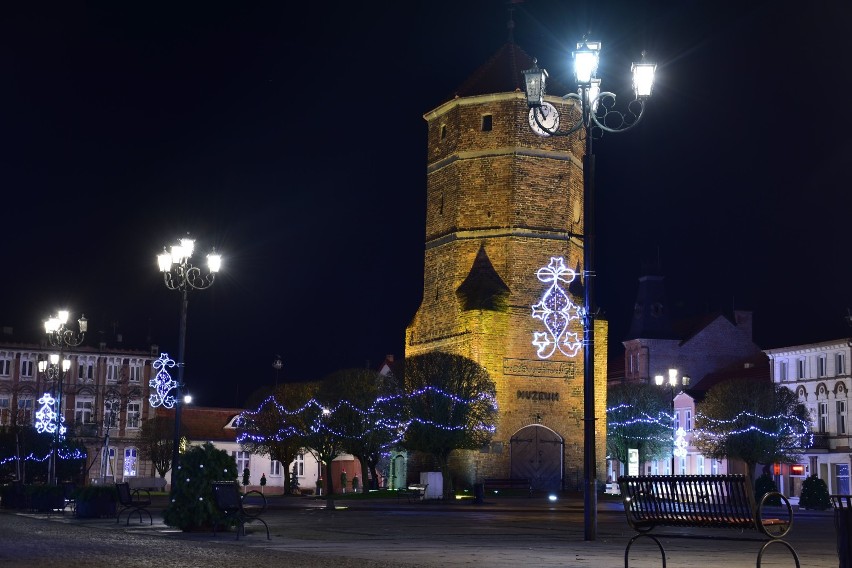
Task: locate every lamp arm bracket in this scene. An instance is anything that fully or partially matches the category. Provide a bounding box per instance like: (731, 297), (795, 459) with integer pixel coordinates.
(590, 95), (647, 134)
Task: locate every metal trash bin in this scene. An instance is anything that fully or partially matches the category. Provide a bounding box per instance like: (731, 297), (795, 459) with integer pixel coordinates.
(832, 495), (852, 567)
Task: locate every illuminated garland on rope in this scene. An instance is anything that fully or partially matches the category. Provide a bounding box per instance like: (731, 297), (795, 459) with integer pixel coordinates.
(694, 410), (812, 442)
(531, 257), (583, 359)
(236, 387), (498, 447)
(606, 403), (674, 443)
(0, 447), (86, 466)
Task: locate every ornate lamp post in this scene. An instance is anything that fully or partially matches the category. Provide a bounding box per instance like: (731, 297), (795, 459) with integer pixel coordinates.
(157, 237), (221, 495)
(41, 310), (87, 485)
(655, 369), (690, 474)
(523, 39), (656, 541)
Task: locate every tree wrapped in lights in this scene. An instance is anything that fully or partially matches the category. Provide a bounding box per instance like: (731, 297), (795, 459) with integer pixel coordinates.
(236, 381), (317, 495)
(606, 383), (672, 474)
(322, 368), (404, 493)
(401, 351), (497, 499)
(693, 379), (811, 482)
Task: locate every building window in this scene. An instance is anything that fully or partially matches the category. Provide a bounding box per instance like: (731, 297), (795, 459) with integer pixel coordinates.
(0, 355), (11, 377)
(819, 355), (827, 377)
(819, 402), (829, 433)
(481, 114), (493, 132)
(18, 395), (33, 424)
(674, 411), (680, 431)
(124, 447), (138, 477)
(0, 394), (10, 426)
(779, 360), (788, 381)
(797, 359), (806, 380)
(270, 460), (281, 476)
(711, 460), (720, 475)
(440, 124), (447, 140)
(103, 447), (116, 478)
(838, 400), (847, 435)
(77, 358), (94, 382)
(697, 455), (705, 475)
(838, 353), (846, 376)
(294, 452), (305, 476)
(106, 358), (122, 383)
(838, 464), (851, 495)
(126, 401), (141, 429)
(20, 357), (34, 380)
(76, 398), (94, 424)
(129, 361), (142, 383)
(679, 457), (686, 475)
(685, 410), (692, 431)
(104, 400), (119, 429)
(232, 451), (250, 478)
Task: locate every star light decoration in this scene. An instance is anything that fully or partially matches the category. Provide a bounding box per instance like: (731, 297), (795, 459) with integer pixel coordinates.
(149, 353), (178, 409)
(531, 257), (583, 359)
(35, 392), (66, 438)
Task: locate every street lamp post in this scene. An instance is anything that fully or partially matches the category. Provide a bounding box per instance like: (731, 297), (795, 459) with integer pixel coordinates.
(523, 39), (656, 541)
(655, 369), (690, 474)
(273, 355), (283, 388)
(41, 310), (87, 485)
(157, 237), (221, 495)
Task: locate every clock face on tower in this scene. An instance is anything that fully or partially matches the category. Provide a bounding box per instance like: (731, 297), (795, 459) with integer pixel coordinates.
(528, 102), (559, 136)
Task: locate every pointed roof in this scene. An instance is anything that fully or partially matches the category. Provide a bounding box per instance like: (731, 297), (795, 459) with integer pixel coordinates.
(449, 42), (570, 102)
(625, 273), (677, 340)
(456, 245), (511, 311)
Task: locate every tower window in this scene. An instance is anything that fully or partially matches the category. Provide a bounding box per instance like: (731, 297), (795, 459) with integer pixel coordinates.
(481, 115), (493, 132)
(440, 124), (447, 140)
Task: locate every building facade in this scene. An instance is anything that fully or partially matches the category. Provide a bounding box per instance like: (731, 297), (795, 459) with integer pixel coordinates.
(405, 43), (607, 491)
(0, 335), (160, 483)
(765, 339), (852, 498)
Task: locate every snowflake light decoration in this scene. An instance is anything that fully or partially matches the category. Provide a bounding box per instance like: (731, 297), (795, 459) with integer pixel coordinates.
(149, 352), (178, 408)
(35, 393), (58, 434)
(531, 257), (583, 359)
(673, 427), (688, 457)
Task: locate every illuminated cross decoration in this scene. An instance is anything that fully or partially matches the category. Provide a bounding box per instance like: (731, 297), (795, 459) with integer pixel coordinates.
(149, 353), (178, 409)
(531, 257), (583, 359)
(35, 393), (65, 438)
(673, 427), (688, 458)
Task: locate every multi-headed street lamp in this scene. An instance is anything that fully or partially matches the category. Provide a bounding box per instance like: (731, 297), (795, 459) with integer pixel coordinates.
(157, 237), (221, 494)
(655, 368), (690, 474)
(40, 310), (87, 485)
(523, 39), (656, 541)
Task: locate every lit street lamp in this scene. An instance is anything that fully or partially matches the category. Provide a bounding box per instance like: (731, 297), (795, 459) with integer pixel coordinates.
(41, 310), (87, 485)
(655, 369), (690, 474)
(157, 236), (221, 495)
(523, 39), (655, 541)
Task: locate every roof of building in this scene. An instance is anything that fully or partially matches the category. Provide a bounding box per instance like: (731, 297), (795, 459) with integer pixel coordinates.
(156, 406), (243, 443)
(456, 245), (511, 311)
(685, 353), (771, 401)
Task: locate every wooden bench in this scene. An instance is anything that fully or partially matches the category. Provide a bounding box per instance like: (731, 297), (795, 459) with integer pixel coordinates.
(212, 481), (270, 540)
(115, 482), (152, 526)
(483, 478), (532, 497)
(618, 475), (799, 567)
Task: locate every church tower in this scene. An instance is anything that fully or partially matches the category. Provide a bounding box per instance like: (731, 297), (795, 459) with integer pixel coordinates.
(405, 40), (607, 491)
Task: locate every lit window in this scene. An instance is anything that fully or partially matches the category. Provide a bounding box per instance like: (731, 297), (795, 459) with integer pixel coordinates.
(124, 448), (138, 477)
(0, 395), (10, 425)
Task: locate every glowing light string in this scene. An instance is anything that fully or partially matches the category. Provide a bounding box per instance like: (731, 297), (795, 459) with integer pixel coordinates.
(673, 427), (688, 457)
(531, 257), (583, 359)
(149, 352), (177, 409)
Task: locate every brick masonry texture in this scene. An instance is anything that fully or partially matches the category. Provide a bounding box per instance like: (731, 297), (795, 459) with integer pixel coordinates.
(407, 93), (607, 488)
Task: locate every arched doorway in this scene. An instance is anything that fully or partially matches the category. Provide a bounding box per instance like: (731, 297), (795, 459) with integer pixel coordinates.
(510, 425), (563, 491)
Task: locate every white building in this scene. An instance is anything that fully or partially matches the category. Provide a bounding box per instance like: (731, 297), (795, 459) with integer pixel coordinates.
(765, 338), (851, 497)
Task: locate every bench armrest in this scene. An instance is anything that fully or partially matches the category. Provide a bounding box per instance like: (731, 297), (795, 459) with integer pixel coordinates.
(755, 491), (793, 538)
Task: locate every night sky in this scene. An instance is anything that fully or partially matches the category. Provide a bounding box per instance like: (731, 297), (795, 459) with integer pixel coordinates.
(2, 1), (851, 407)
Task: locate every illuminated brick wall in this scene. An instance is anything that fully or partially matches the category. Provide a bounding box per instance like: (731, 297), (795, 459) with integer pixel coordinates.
(406, 93), (607, 489)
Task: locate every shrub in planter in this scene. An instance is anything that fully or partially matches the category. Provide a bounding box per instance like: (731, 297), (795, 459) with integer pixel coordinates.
(0, 482), (27, 510)
(27, 484), (65, 512)
(162, 442), (237, 531)
(74, 486), (117, 518)
(754, 473), (781, 506)
(799, 474), (830, 510)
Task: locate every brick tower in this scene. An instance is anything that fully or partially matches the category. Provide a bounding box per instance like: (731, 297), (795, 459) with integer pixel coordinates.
(405, 42), (608, 491)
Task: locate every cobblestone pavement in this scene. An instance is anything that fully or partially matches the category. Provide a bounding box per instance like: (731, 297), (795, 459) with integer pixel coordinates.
(0, 495), (841, 567)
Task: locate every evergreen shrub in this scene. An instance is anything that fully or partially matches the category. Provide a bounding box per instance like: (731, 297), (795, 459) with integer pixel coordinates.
(754, 473), (781, 506)
(162, 443), (238, 531)
(799, 474), (830, 510)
